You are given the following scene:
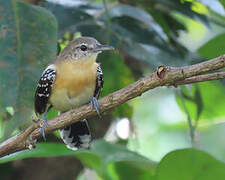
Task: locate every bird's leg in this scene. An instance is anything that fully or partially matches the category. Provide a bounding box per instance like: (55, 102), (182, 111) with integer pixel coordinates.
(41, 109), (50, 128)
(91, 97), (102, 118)
(39, 105), (53, 140)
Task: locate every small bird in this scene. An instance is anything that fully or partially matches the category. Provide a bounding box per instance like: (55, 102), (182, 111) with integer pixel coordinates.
(34, 37), (114, 150)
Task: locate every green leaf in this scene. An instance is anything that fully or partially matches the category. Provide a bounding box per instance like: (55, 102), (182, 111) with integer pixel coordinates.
(75, 140), (156, 180)
(110, 16), (165, 46)
(0, 143), (77, 164)
(106, 4), (154, 24)
(218, 0), (225, 9)
(124, 42), (186, 67)
(46, 2), (94, 37)
(150, 0), (209, 26)
(198, 33), (225, 58)
(98, 52), (134, 118)
(176, 84), (203, 122)
(111, 161), (156, 180)
(46, 1), (189, 67)
(99, 52), (133, 95)
(0, 1), (57, 139)
(103, 4), (168, 42)
(0, 140), (156, 180)
(156, 148), (225, 180)
(176, 81), (225, 121)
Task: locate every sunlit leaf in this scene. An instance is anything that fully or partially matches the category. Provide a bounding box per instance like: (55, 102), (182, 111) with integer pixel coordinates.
(198, 33), (225, 58)
(150, 0), (209, 26)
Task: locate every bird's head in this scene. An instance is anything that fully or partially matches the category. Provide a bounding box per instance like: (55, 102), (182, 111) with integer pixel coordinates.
(59, 37), (114, 61)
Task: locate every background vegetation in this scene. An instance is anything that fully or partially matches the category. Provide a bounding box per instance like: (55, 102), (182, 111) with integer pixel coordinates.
(0, 0), (225, 179)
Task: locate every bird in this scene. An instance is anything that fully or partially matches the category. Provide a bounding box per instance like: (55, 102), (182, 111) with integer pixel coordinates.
(34, 37), (114, 150)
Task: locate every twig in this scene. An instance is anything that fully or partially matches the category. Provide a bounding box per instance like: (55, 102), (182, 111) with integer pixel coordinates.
(0, 54), (225, 158)
(175, 71), (225, 85)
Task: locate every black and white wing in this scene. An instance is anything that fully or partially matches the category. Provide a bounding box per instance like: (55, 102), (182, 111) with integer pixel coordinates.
(94, 64), (103, 98)
(34, 65), (56, 115)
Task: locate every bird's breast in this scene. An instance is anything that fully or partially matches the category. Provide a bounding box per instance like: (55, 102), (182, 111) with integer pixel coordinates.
(50, 60), (98, 112)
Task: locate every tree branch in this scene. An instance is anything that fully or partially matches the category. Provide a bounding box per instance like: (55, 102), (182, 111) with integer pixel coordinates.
(175, 71), (225, 85)
(0, 55), (225, 158)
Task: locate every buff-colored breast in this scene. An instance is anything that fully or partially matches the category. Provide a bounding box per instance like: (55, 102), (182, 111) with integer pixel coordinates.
(50, 57), (98, 112)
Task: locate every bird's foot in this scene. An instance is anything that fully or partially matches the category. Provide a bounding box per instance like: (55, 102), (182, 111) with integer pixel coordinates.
(32, 115), (49, 141)
(91, 97), (102, 119)
(26, 133), (37, 150)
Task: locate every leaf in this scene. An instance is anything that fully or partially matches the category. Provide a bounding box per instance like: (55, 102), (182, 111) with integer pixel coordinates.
(75, 140), (156, 180)
(110, 161), (155, 180)
(176, 84), (203, 123)
(0, 1), (57, 139)
(0, 140), (156, 180)
(105, 4), (189, 60)
(46, 1), (189, 67)
(156, 148), (225, 180)
(176, 81), (225, 121)
(102, 4), (167, 40)
(218, 0), (225, 9)
(124, 42), (186, 67)
(0, 143), (77, 164)
(98, 52), (134, 118)
(198, 33), (225, 58)
(135, 0), (209, 57)
(45, 2), (95, 37)
(106, 4), (154, 24)
(110, 16), (165, 46)
(150, 0), (209, 26)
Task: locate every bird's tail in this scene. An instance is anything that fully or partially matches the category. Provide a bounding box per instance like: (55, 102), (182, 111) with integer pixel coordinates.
(59, 119), (91, 150)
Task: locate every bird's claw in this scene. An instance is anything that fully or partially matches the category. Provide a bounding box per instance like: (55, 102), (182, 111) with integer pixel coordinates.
(26, 134), (37, 150)
(32, 115), (49, 141)
(40, 126), (46, 141)
(42, 116), (49, 128)
(91, 97), (102, 119)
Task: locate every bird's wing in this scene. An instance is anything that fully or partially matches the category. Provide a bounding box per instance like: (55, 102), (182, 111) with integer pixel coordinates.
(34, 64), (56, 115)
(94, 64), (104, 98)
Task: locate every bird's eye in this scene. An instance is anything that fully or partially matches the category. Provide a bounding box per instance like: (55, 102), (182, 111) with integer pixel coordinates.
(80, 45), (87, 51)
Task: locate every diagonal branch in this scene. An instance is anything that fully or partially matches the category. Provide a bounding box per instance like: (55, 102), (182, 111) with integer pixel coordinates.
(0, 54), (225, 158)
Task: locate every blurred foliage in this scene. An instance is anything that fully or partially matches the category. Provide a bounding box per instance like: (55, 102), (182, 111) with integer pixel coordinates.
(156, 148), (225, 180)
(219, 0), (225, 8)
(198, 33), (225, 58)
(0, 141), (156, 179)
(0, 0), (57, 139)
(0, 0), (225, 179)
(1, 140), (225, 180)
(98, 52), (134, 118)
(176, 82), (225, 122)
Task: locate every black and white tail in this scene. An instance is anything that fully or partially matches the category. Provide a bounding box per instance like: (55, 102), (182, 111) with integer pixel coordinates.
(59, 119), (91, 150)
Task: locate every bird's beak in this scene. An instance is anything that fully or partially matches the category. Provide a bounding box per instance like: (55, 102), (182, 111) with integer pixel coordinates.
(94, 44), (114, 52)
